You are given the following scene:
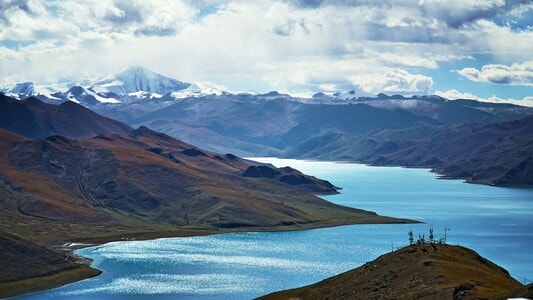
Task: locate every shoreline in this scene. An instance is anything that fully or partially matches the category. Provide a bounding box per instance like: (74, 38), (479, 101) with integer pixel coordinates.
(0, 265), (102, 299)
(2, 216), (419, 299)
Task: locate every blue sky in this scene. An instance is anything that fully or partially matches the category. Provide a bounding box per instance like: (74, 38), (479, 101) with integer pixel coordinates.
(0, 0), (531, 105)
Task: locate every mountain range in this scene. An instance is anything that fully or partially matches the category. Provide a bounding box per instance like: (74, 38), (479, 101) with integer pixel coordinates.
(2, 66), (533, 187)
(287, 117), (533, 186)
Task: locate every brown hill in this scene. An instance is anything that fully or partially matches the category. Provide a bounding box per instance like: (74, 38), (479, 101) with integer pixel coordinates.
(0, 127), (414, 297)
(1, 127), (407, 234)
(260, 243), (531, 300)
(0, 94), (133, 139)
(89, 126), (339, 194)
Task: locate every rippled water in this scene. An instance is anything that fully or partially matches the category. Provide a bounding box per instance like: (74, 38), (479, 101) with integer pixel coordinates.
(18, 158), (533, 299)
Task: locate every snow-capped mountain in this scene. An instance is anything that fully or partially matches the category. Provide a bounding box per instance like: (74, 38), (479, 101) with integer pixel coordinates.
(0, 66), (194, 107)
(171, 82), (229, 98)
(63, 85), (120, 105)
(2, 65), (511, 116)
(88, 65), (190, 95)
(311, 88), (374, 102)
(3, 82), (35, 95)
(1, 82), (67, 101)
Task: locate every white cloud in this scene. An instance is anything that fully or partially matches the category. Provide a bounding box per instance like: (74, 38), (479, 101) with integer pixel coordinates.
(0, 0), (531, 97)
(470, 20), (533, 59)
(372, 52), (438, 69)
(0, 1), (78, 41)
(0, 47), (24, 61)
(350, 69), (434, 95)
(435, 89), (533, 107)
(417, 0), (509, 28)
(0, 0), (198, 42)
(295, 0), (527, 30)
(457, 61), (533, 86)
(435, 89), (480, 100)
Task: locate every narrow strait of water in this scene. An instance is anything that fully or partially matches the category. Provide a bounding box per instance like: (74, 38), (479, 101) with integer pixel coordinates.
(17, 158), (533, 299)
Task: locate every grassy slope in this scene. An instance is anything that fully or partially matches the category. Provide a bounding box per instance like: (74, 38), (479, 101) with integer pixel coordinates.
(260, 243), (530, 300)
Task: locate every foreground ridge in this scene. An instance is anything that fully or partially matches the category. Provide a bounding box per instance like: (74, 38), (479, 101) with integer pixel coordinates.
(260, 243), (533, 300)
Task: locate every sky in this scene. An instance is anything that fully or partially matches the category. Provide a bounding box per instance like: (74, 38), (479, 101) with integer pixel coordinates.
(0, 0), (532, 105)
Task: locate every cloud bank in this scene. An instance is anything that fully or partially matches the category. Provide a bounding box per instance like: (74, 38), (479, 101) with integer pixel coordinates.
(435, 89), (533, 107)
(458, 61), (533, 86)
(0, 0), (531, 103)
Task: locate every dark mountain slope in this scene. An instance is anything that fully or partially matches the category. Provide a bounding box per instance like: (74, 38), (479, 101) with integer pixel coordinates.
(261, 243), (529, 300)
(363, 117), (533, 186)
(430, 102), (499, 124)
(120, 93), (533, 157)
(0, 231), (100, 298)
(277, 103), (439, 148)
(0, 130), (111, 222)
(131, 97), (441, 155)
(0, 94), (133, 139)
(131, 96), (302, 154)
(355, 96), (533, 124)
(242, 165), (338, 194)
(287, 116), (533, 186)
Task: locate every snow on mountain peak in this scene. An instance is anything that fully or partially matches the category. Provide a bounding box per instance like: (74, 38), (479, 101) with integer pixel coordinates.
(171, 81), (229, 98)
(89, 65), (191, 95)
(64, 85), (120, 104)
(1, 81), (67, 101)
(5, 82), (35, 95)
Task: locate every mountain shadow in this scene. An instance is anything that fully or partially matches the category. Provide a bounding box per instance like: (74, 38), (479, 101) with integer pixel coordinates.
(0, 94), (133, 139)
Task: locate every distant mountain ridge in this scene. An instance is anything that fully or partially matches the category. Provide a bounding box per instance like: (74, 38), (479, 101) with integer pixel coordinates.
(124, 93), (532, 156)
(287, 116), (533, 186)
(3, 65), (531, 109)
(2, 67), (532, 186)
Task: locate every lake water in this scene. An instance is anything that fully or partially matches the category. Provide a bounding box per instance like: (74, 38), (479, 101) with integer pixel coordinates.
(17, 158), (533, 299)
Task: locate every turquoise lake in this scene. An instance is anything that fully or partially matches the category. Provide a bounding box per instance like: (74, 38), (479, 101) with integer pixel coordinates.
(17, 158), (533, 299)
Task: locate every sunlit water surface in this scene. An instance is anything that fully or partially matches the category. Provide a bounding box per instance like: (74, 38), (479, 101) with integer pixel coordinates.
(18, 158), (533, 299)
